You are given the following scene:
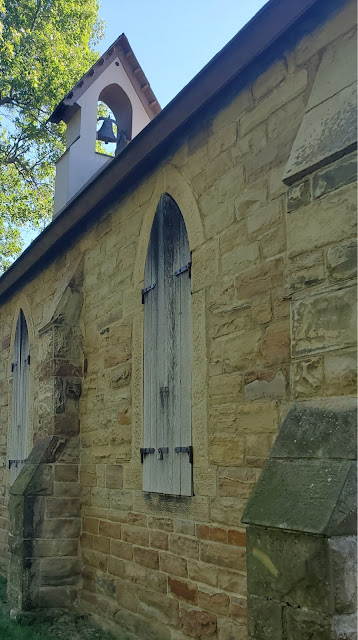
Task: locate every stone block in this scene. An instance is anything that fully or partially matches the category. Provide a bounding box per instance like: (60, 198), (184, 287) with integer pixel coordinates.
(288, 249), (325, 293)
(267, 94), (306, 141)
(262, 320), (290, 365)
(252, 59), (286, 101)
(286, 184), (356, 257)
(46, 497), (80, 518)
(209, 436), (244, 466)
(292, 286), (356, 356)
(137, 588), (179, 626)
(211, 497), (246, 528)
(198, 586), (230, 615)
(54, 481), (80, 497)
(208, 123), (237, 161)
(324, 351), (357, 396)
(222, 242), (260, 276)
(247, 594), (283, 640)
(329, 536), (357, 614)
(110, 539), (133, 561)
(228, 529), (246, 548)
(188, 560), (217, 587)
(217, 567), (247, 595)
(313, 153), (357, 200)
(99, 520), (121, 540)
(332, 613), (357, 640)
(179, 605), (217, 638)
(160, 551), (188, 578)
(196, 525), (227, 544)
(169, 577), (198, 604)
(209, 402), (237, 435)
(218, 617), (248, 640)
(40, 557), (81, 586)
(107, 555), (125, 578)
(134, 546), (159, 569)
(146, 569), (167, 594)
(205, 150), (234, 190)
(123, 560), (146, 584)
(284, 607), (331, 640)
(200, 540), (246, 572)
(114, 608), (171, 640)
(286, 179), (310, 212)
(204, 204), (235, 239)
(261, 222), (286, 259)
(209, 305), (251, 338)
(247, 200), (282, 239)
(43, 517), (81, 539)
(222, 329), (261, 372)
(175, 519), (195, 536)
(244, 370), (287, 401)
(234, 180), (267, 220)
(169, 534), (199, 560)
(149, 529), (168, 550)
(148, 515), (174, 531)
(122, 525), (149, 547)
(326, 240), (357, 282)
(218, 467), (260, 499)
(39, 586), (77, 609)
(252, 293), (272, 325)
(231, 596), (247, 622)
(54, 464), (78, 483)
(191, 240), (219, 292)
(237, 402), (278, 434)
(291, 356), (323, 398)
(193, 468), (217, 498)
(235, 259), (283, 300)
(241, 70), (307, 135)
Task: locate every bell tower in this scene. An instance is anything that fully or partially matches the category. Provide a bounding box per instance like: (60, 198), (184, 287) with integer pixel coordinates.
(49, 34), (160, 218)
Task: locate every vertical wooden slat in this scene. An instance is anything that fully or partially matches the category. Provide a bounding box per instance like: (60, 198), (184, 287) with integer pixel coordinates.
(177, 213), (192, 496)
(10, 311), (30, 485)
(19, 312), (30, 478)
(143, 194), (192, 495)
(143, 214), (159, 491)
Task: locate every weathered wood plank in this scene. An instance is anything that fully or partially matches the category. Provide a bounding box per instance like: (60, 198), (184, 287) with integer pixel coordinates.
(143, 194), (192, 495)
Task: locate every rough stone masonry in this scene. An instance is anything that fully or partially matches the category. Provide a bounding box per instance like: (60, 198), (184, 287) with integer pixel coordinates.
(0, 0), (356, 638)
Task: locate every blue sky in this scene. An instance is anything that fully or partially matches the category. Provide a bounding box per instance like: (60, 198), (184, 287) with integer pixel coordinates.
(97, 0), (269, 108)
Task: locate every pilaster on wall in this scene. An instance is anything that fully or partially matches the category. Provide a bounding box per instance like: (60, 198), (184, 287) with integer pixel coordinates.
(242, 400), (357, 640)
(7, 262), (84, 614)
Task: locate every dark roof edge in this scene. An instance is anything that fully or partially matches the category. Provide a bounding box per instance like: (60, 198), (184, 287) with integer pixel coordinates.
(0, 0), (320, 302)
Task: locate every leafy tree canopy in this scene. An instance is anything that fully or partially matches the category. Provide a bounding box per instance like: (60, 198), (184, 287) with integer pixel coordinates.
(0, 0), (104, 271)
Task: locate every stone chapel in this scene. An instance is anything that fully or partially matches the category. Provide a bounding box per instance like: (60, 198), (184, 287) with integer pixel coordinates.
(0, 0), (356, 638)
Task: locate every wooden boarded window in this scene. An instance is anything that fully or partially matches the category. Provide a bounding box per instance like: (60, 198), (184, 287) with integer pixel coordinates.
(143, 193), (192, 496)
(10, 310), (30, 485)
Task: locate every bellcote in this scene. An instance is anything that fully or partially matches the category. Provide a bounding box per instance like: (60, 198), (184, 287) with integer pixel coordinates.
(49, 34), (160, 218)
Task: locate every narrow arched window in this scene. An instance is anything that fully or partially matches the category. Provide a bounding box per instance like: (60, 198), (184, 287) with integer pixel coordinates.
(142, 194), (192, 496)
(10, 310), (30, 484)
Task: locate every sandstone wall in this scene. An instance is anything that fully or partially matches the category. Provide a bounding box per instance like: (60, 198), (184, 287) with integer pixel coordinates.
(0, 1), (356, 638)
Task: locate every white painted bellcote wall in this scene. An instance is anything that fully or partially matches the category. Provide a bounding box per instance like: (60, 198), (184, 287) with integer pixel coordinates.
(53, 57), (152, 217)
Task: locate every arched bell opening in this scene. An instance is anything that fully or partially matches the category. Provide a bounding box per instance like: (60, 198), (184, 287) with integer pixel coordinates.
(96, 83), (133, 157)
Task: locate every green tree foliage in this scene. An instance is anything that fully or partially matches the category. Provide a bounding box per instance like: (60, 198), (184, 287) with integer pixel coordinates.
(0, 0), (104, 271)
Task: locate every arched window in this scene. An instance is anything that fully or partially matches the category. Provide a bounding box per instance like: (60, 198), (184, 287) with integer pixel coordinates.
(10, 310), (30, 484)
(142, 194), (192, 496)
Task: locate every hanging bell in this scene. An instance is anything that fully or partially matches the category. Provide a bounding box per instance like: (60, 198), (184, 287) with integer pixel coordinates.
(96, 116), (118, 144)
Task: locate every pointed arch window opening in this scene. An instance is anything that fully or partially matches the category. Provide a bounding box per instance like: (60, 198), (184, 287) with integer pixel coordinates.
(10, 310), (30, 484)
(142, 193), (193, 497)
